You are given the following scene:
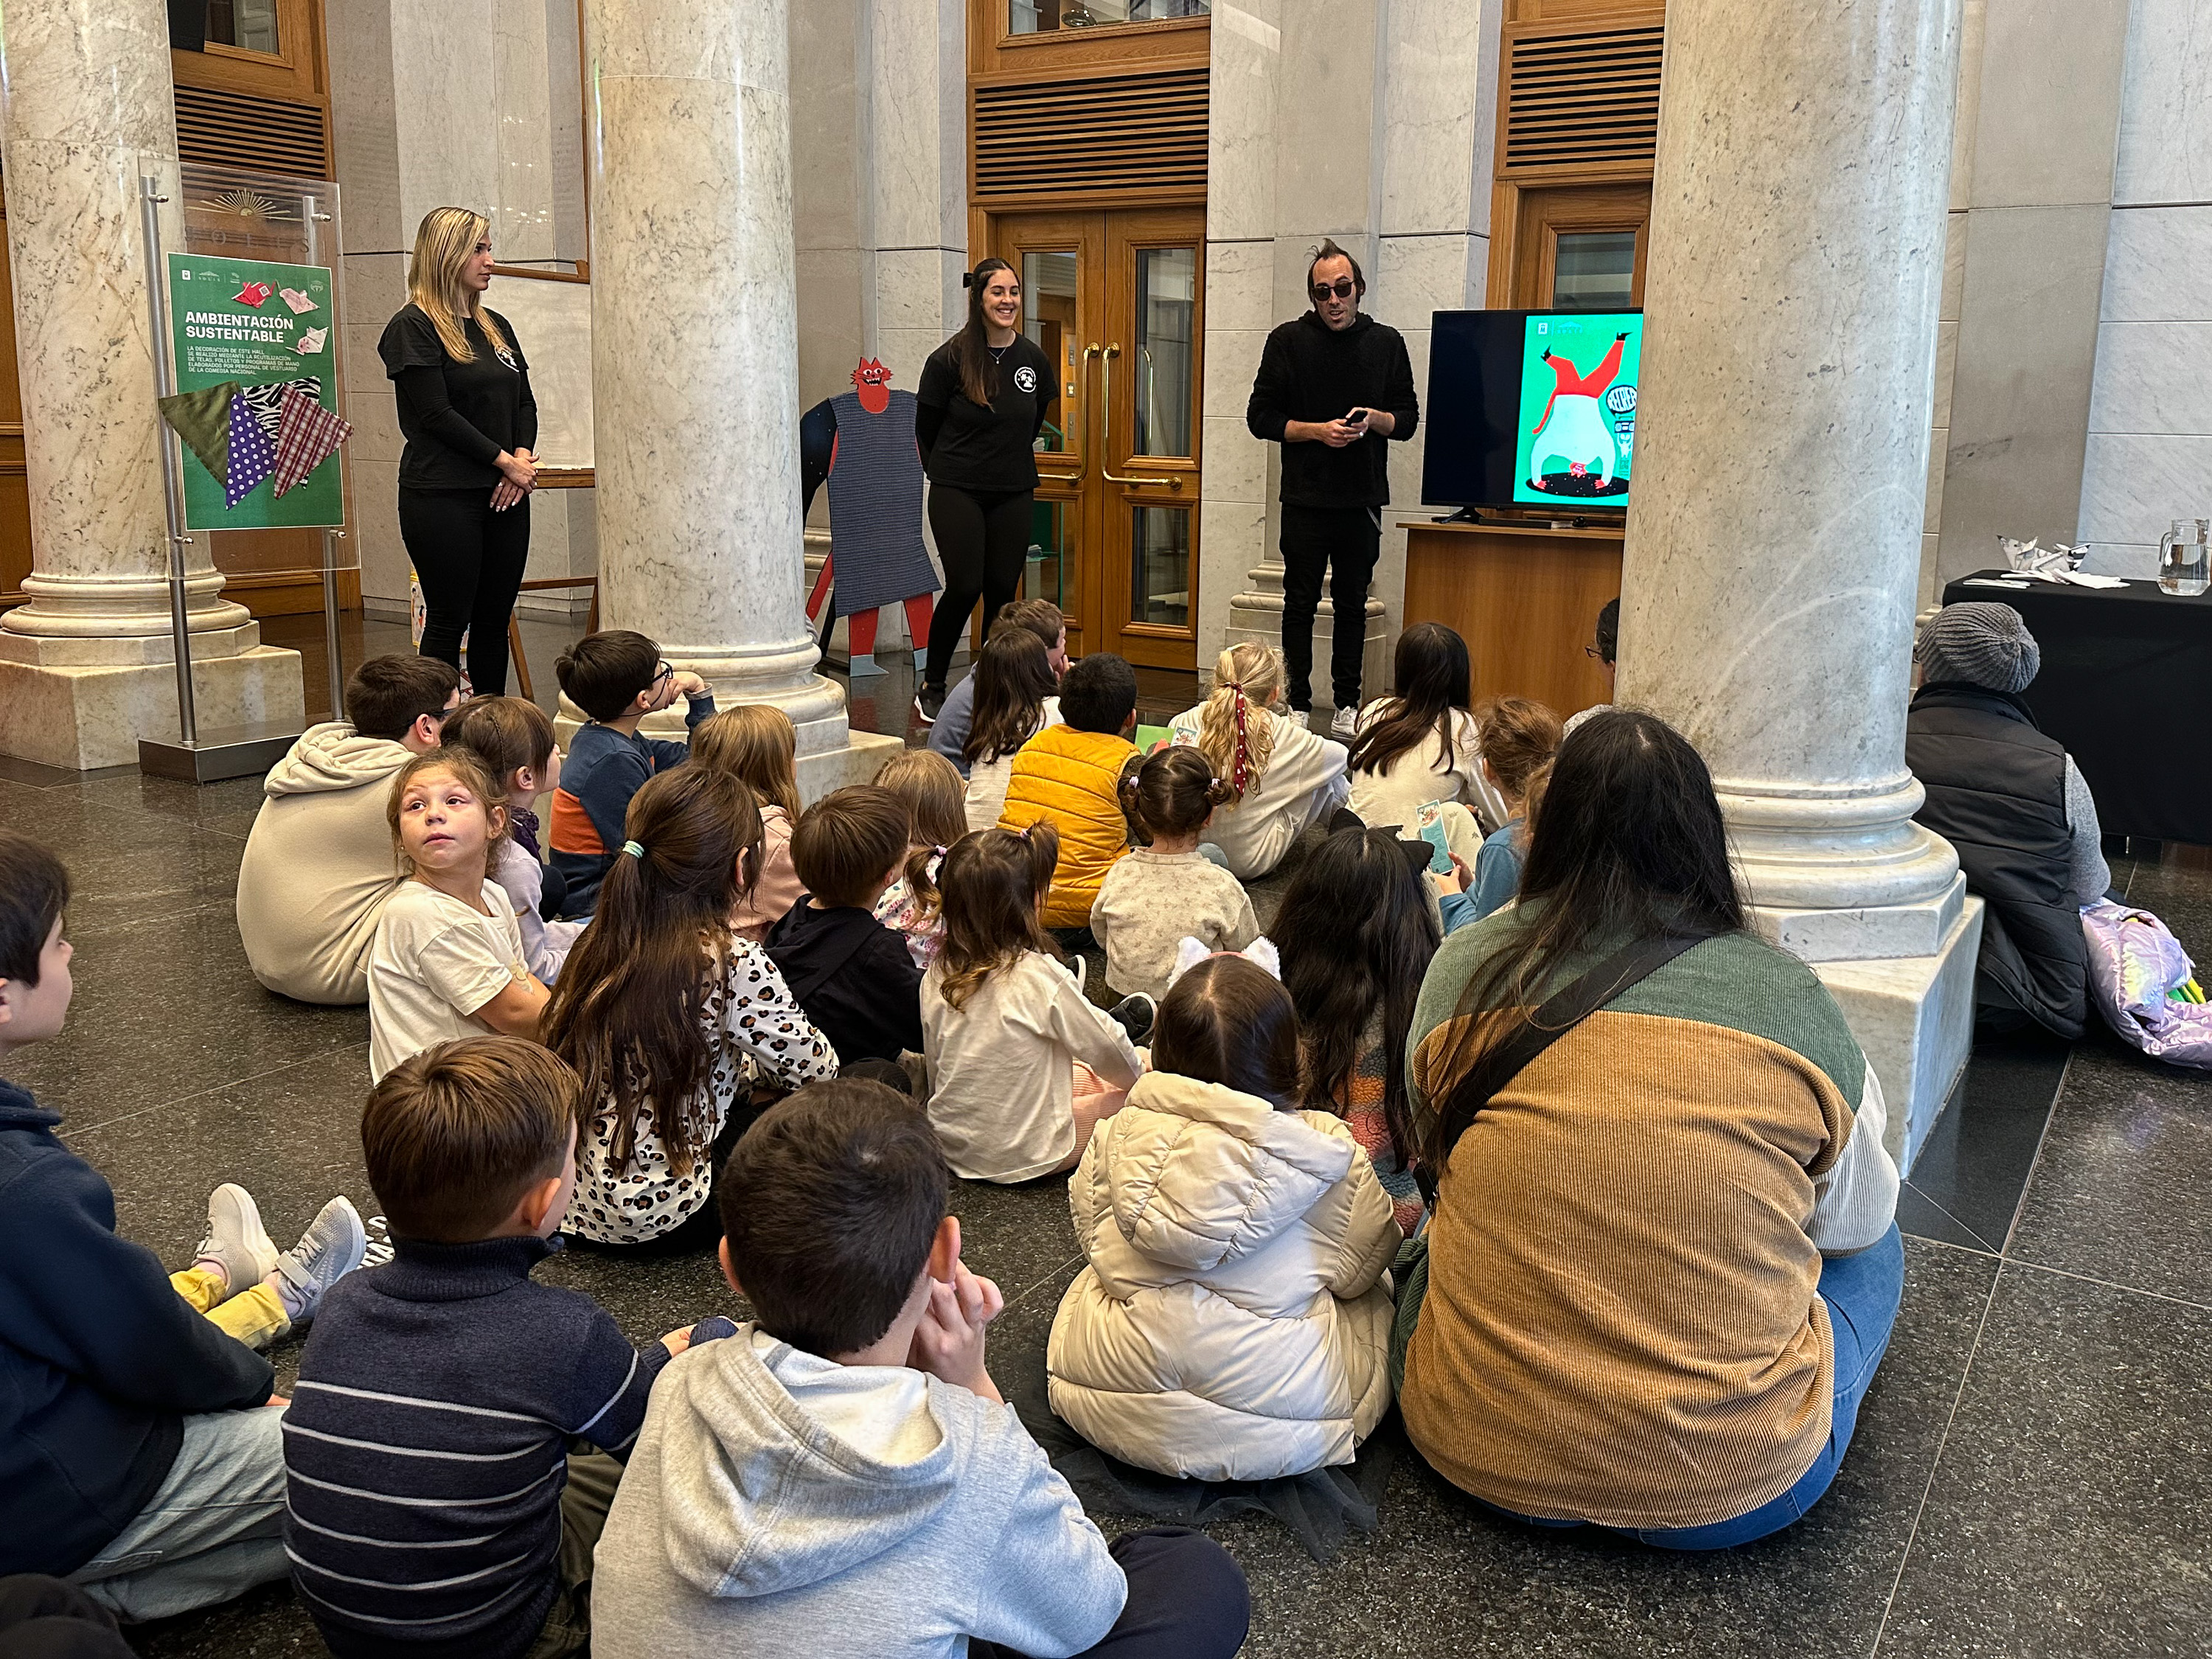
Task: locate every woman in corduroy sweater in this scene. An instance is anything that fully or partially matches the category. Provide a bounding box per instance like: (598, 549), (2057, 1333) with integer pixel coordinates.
(1398, 710), (1902, 1549)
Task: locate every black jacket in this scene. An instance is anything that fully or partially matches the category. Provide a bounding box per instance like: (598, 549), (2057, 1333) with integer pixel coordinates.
(0, 1077), (274, 1576)
(764, 901), (925, 1065)
(1245, 311), (1419, 509)
(1906, 682), (2089, 1039)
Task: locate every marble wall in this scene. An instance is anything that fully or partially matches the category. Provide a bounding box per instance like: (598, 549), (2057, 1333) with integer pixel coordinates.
(1203, 0), (1499, 687)
(2078, 0), (2212, 576)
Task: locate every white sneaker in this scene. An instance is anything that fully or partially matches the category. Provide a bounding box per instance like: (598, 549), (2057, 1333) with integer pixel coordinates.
(1330, 706), (1360, 740)
(194, 1183), (278, 1296)
(273, 1197), (369, 1325)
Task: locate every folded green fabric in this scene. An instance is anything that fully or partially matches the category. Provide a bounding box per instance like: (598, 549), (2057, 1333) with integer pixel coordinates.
(159, 380), (239, 484)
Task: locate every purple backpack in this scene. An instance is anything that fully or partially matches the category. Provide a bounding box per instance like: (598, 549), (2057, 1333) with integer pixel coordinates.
(2081, 900), (2212, 1070)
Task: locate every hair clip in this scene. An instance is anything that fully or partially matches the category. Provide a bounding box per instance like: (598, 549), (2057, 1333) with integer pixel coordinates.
(962, 271), (975, 288)
(622, 840), (644, 859)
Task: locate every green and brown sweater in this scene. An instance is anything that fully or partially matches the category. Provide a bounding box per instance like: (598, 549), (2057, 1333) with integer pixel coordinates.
(1399, 911), (1895, 1531)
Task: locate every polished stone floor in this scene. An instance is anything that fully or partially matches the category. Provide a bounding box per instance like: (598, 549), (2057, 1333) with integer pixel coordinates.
(4, 625), (2208, 1658)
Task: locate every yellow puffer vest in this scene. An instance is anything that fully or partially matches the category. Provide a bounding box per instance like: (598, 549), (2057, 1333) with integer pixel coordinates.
(998, 725), (1139, 928)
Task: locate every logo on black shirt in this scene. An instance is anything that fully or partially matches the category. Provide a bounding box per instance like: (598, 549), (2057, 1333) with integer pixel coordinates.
(1013, 364), (1038, 394)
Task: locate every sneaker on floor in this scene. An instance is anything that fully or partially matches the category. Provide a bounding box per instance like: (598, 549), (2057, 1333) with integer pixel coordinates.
(1330, 706), (1360, 740)
(194, 1183), (278, 1296)
(274, 1197), (369, 1325)
(1109, 992), (1157, 1045)
(915, 683), (947, 726)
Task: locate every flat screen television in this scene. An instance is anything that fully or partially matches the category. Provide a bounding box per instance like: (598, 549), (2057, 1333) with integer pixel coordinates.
(1419, 308), (1644, 513)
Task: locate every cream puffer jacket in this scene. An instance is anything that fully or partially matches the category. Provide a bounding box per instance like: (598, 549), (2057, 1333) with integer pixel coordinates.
(1046, 1071), (1401, 1481)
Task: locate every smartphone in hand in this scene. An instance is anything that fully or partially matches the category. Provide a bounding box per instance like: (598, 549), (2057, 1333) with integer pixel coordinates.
(1345, 407), (1371, 427)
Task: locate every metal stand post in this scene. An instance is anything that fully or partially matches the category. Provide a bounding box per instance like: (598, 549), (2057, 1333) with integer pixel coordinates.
(321, 528), (346, 715)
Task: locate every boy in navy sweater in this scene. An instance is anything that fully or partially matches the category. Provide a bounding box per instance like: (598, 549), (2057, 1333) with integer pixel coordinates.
(283, 1036), (731, 1659)
(549, 628), (716, 917)
(0, 832), (368, 1621)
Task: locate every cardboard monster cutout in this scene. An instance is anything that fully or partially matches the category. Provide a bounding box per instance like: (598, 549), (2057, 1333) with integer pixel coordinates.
(801, 359), (939, 673)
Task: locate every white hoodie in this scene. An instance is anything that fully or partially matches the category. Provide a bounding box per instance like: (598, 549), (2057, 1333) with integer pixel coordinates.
(593, 1328), (1125, 1659)
(1166, 702), (1350, 880)
(235, 721), (411, 1005)
(1048, 1072), (1400, 1482)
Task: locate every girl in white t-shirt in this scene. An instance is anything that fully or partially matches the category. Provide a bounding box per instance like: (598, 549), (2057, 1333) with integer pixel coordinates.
(1347, 622), (1509, 868)
(367, 748), (550, 1082)
(921, 825), (1144, 1183)
(961, 626), (1063, 832)
(543, 765), (838, 1251)
(1167, 642), (1349, 881)
(439, 695), (585, 983)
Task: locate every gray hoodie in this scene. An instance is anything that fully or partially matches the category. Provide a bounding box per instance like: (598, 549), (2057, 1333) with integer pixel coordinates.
(593, 1327), (1125, 1659)
(236, 720), (412, 1004)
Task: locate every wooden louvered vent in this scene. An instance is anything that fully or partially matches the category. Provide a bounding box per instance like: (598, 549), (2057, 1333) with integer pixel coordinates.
(1501, 26), (1663, 175)
(174, 83), (331, 180)
(972, 64), (1208, 204)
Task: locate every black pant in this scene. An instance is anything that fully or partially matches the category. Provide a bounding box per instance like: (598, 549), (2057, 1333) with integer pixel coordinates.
(969, 1528), (1250, 1659)
(925, 484), (1033, 688)
(0, 1576), (134, 1659)
(401, 486), (532, 697)
(1279, 502), (1380, 711)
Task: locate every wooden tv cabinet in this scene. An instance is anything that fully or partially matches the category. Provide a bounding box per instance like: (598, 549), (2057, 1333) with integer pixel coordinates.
(1401, 518), (1623, 718)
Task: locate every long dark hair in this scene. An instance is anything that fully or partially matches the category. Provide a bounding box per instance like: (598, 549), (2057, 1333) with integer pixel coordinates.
(1272, 826), (1440, 1158)
(1349, 622), (1471, 779)
(951, 257), (1018, 408)
(933, 826), (1061, 1011)
(541, 767), (765, 1175)
(964, 627), (1058, 768)
(1419, 711), (1745, 1172)
(1152, 956), (1303, 1110)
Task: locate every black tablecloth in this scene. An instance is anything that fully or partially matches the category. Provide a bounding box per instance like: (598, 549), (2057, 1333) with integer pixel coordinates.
(1941, 571), (2212, 844)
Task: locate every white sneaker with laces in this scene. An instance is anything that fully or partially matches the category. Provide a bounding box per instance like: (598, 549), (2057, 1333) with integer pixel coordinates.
(194, 1183), (278, 1296)
(1330, 706), (1360, 740)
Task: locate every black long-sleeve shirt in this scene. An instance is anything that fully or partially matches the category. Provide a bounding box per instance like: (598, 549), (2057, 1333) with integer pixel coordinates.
(1246, 311), (1419, 509)
(379, 303), (539, 492)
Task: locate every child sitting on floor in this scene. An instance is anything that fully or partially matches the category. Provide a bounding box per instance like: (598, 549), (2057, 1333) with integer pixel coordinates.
(1092, 746), (1259, 1001)
(1462, 696), (1563, 924)
(1169, 641), (1351, 881)
(440, 695), (585, 981)
(1268, 824), (1441, 1234)
(691, 704), (805, 942)
(961, 626), (1062, 832)
(1048, 951), (1399, 1483)
(998, 651), (1142, 937)
(921, 827), (1145, 1183)
(1348, 621), (1505, 863)
(765, 787), (925, 1065)
(369, 748), (549, 1082)
(549, 629), (717, 917)
(590, 1077), (1250, 1659)
(284, 1036), (734, 1659)
(872, 748), (965, 970)
(0, 830), (368, 1622)
(544, 767), (838, 1252)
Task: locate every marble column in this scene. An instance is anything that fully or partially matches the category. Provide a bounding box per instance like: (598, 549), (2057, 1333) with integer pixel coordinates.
(1619, 0), (1979, 1165)
(582, 0), (898, 793)
(0, 0), (302, 768)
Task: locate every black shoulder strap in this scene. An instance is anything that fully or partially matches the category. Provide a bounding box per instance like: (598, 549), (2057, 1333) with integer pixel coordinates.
(1417, 931), (1711, 1206)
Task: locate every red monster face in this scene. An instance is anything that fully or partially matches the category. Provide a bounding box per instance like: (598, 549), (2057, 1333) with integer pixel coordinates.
(851, 357), (892, 414)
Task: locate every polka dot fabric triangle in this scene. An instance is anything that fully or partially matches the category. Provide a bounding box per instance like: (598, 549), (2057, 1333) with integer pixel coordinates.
(224, 390), (275, 507)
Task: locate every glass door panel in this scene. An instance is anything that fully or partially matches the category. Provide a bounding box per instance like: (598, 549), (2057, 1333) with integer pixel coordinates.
(1022, 249), (1082, 456)
(1132, 247), (1194, 458)
(1130, 505), (1191, 627)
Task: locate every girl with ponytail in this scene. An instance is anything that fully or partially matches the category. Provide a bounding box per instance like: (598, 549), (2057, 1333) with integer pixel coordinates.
(1166, 641), (1352, 880)
(544, 766), (837, 1251)
(920, 827), (1147, 1183)
(1091, 746), (1261, 1000)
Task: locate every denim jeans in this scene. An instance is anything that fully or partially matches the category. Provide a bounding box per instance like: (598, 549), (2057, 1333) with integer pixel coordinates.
(1470, 1223), (1907, 1550)
(67, 1405), (289, 1621)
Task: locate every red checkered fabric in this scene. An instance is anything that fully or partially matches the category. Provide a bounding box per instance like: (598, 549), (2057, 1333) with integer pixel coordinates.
(271, 383), (353, 498)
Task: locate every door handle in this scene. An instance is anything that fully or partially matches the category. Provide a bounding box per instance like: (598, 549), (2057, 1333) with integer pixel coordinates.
(1097, 344), (1183, 491)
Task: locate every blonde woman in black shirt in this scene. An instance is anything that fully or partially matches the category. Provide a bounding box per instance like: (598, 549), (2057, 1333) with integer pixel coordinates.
(914, 258), (1055, 725)
(378, 207), (540, 696)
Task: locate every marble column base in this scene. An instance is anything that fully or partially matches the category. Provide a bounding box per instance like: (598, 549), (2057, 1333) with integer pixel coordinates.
(0, 641), (305, 770)
(1810, 894), (1984, 1175)
(1750, 872), (1968, 964)
(1224, 573), (1389, 714)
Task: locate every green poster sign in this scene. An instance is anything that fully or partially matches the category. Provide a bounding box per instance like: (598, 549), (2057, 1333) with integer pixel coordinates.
(165, 252), (345, 529)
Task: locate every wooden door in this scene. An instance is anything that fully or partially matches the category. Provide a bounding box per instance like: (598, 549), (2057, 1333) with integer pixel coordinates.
(991, 206), (1203, 669)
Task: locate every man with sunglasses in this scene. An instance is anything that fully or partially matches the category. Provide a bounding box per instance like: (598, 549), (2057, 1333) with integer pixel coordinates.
(1246, 238), (1419, 737)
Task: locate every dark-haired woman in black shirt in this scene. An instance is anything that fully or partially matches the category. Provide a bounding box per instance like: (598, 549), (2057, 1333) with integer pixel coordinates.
(913, 257), (1055, 725)
(377, 206), (540, 697)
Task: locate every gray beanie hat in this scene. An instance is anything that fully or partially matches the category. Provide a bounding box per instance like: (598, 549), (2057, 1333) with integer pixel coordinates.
(1915, 601), (2040, 694)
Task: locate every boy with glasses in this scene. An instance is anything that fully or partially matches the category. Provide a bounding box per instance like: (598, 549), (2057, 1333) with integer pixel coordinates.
(550, 629), (716, 917)
(1246, 237), (1419, 738)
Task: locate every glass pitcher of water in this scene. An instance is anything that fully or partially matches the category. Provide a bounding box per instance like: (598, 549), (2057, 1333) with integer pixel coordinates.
(2160, 517), (2211, 596)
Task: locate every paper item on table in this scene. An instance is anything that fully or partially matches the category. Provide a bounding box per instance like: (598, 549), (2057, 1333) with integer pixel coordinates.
(1999, 535), (2088, 577)
(1963, 577), (2034, 589)
(2054, 571), (2127, 589)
